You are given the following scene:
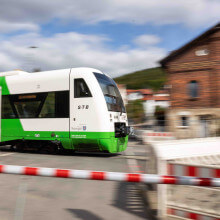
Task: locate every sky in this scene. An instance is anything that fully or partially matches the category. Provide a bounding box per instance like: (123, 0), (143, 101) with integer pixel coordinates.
(0, 0), (219, 78)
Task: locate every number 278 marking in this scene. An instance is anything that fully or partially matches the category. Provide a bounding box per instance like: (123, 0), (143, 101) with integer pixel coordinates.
(78, 105), (89, 109)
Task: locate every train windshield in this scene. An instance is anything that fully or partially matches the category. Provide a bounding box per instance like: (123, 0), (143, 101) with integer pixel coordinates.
(94, 72), (126, 113)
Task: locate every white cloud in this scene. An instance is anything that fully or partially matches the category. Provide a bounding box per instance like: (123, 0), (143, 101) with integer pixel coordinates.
(0, 32), (166, 77)
(0, 0), (219, 33)
(0, 21), (39, 33)
(1, 1), (218, 77)
(134, 35), (161, 48)
(0, 52), (19, 70)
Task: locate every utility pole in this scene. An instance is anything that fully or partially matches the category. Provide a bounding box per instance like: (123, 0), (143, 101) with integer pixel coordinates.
(25, 46), (38, 72)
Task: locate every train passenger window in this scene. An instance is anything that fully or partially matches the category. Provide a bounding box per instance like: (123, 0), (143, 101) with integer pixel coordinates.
(74, 79), (92, 98)
(2, 96), (16, 119)
(55, 91), (69, 118)
(39, 93), (55, 118)
(12, 94), (44, 118)
(14, 100), (41, 118)
(39, 91), (69, 118)
(2, 91), (69, 119)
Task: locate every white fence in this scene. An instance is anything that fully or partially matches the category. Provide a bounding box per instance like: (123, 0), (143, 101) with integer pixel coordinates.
(146, 137), (220, 220)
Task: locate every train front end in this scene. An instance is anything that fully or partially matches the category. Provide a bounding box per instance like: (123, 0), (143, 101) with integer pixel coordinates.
(93, 72), (130, 153)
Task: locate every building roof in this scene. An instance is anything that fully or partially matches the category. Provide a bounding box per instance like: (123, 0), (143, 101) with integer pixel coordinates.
(154, 89), (168, 95)
(127, 89), (136, 92)
(139, 89), (153, 95)
(117, 84), (126, 89)
(142, 95), (170, 101)
(160, 22), (220, 67)
(154, 96), (170, 101)
(127, 89), (153, 95)
(127, 88), (170, 101)
(126, 89), (139, 94)
(142, 97), (153, 101)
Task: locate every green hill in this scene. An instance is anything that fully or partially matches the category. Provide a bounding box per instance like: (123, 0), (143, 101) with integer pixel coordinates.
(114, 67), (166, 91)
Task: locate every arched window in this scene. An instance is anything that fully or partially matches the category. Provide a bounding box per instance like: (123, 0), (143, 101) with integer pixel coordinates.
(188, 80), (199, 98)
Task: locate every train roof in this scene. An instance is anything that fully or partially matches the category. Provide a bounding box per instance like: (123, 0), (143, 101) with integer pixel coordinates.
(0, 67), (104, 94)
(0, 67), (103, 78)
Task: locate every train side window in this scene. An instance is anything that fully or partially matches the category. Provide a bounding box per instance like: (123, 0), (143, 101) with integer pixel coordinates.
(39, 91), (69, 118)
(2, 96), (16, 119)
(74, 78), (92, 98)
(12, 94), (44, 118)
(4, 91), (69, 119)
(39, 93), (55, 118)
(55, 91), (69, 118)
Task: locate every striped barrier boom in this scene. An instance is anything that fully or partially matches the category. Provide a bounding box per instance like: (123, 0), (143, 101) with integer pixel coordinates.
(147, 132), (173, 137)
(0, 164), (220, 187)
(168, 164), (220, 178)
(167, 208), (219, 220)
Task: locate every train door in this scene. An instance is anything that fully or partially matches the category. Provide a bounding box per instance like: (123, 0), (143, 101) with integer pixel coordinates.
(69, 72), (94, 139)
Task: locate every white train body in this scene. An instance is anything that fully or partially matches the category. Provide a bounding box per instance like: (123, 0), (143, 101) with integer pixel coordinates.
(0, 68), (129, 153)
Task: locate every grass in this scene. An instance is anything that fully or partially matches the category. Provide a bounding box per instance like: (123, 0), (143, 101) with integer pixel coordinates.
(114, 67), (166, 91)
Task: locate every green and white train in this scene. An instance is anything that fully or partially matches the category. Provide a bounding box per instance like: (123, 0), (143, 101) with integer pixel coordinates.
(0, 68), (129, 153)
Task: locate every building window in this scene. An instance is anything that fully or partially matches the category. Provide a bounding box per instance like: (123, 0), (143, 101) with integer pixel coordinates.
(188, 80), (199, 98)
(74, 78), (92, 98)
(181, 116), (189, 127)
(195, 49), (209, 56)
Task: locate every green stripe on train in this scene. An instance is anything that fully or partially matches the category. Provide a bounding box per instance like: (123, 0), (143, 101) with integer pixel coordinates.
(1, 119), (127, 153)
(0, 77), (10, 95)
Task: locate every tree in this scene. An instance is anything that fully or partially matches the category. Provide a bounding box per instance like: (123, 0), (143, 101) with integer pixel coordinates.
(126, 100), (145, 124)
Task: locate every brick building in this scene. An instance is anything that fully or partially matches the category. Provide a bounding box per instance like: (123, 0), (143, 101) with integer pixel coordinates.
(160, 23), (220, 138)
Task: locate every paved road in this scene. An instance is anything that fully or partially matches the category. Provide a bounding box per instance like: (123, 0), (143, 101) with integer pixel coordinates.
(0, 141), (148, 220)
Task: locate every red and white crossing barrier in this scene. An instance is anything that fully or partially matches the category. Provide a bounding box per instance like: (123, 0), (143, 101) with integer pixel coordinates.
(141, 131), (175, 144)
(168, 164), (220, 178)
(147, 132), (173, 137)
(167, 208), (219, 220)
(146, 138), (220, 219)
(0, 164), (219, 187)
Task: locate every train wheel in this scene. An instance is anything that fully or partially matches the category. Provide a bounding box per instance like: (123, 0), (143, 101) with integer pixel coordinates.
(16, 142), (24, 152)
(39, 143), (58, 154)
(10, 145), (16, 151)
